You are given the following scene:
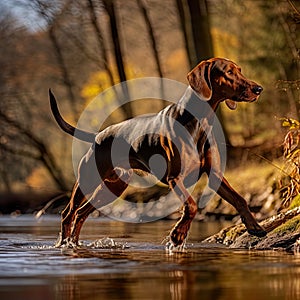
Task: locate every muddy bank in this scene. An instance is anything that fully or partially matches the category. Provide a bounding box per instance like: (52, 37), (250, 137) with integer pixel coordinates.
(0, 191), (69, 214)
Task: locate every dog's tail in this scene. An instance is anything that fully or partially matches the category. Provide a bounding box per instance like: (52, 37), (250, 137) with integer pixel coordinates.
(49, 89), (96, 143)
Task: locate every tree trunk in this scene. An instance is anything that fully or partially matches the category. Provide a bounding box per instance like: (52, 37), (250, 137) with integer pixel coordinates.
(102, 0), (133, 119)
(136, 0), (165, 108)
(87, 0), (116, 87)
(176, 0), (214, 68)
(136, 0), (163, 78)
(176, 0), (194, 68)
(187, 0), (214, 64)
(176, 0), (230, 144)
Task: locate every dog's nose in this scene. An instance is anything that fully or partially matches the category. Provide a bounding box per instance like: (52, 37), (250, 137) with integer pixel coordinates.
(252, 85), (263, 95)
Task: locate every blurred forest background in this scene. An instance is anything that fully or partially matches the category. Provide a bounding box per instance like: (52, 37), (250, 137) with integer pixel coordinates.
(0, 0), (299, 216)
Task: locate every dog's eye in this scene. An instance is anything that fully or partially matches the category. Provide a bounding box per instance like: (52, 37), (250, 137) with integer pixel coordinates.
(227, 70), (233, 75)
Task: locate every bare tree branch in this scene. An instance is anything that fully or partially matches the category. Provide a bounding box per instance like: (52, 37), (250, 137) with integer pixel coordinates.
(32, 0), (78, 117)
(0, 110), (69, 190)
(87, 0), (116, 87)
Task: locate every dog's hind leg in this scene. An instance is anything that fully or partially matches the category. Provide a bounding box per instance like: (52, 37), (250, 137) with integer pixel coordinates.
(69, 168), (132, 245)
(167, 177), (198, 251)
(55, 181), (92, 247)
(56, 147), (105, 247)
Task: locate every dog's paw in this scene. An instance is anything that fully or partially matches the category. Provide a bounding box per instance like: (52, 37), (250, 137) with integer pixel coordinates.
(169, 223), (190, 245)
(165, 226), (189, 253)
(165, 238), (187, 253)
(170, 231), (187, 246)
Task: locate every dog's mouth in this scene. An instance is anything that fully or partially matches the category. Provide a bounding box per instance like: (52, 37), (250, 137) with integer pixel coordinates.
(227, 87), (262, 110)
(232, 88), (262, 103)
(243, 95), (260, 103)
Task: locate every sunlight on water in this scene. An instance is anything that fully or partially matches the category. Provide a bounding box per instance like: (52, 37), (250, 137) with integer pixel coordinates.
(0, 215), (300, 300)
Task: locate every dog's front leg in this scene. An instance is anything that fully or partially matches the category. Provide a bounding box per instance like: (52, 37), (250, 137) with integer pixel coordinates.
(167, 177), (198, 251)
(209, 172), (267, 237)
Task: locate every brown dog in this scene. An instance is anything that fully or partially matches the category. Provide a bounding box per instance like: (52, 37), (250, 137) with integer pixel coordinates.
(50, 58), (266, 249)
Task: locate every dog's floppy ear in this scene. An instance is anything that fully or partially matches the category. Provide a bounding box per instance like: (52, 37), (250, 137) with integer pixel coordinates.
(187, 61), (213, 101)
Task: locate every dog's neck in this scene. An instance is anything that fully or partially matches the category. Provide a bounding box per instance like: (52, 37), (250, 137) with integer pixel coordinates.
(176, 86), (219, 126)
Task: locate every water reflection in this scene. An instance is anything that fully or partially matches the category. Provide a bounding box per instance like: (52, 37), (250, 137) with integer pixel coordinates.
(0, 215), (300, 300)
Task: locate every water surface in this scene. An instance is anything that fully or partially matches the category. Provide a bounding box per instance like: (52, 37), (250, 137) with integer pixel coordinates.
(0, 215), (300, 300)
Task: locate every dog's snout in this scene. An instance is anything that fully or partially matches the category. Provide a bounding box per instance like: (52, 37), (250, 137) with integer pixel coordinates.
(252, 85), (263, 95)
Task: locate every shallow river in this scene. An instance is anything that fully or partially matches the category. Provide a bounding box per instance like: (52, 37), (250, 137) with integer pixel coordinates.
(0, 215), (300, 300)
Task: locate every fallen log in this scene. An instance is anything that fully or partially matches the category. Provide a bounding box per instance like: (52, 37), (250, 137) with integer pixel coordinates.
(204, 206), (300, 253)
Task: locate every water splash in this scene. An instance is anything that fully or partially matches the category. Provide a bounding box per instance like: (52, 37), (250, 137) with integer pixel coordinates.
(87, 237), (128, 250)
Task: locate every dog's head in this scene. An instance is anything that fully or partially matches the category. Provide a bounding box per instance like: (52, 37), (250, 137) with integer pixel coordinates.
(187, 58), (263, 110)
